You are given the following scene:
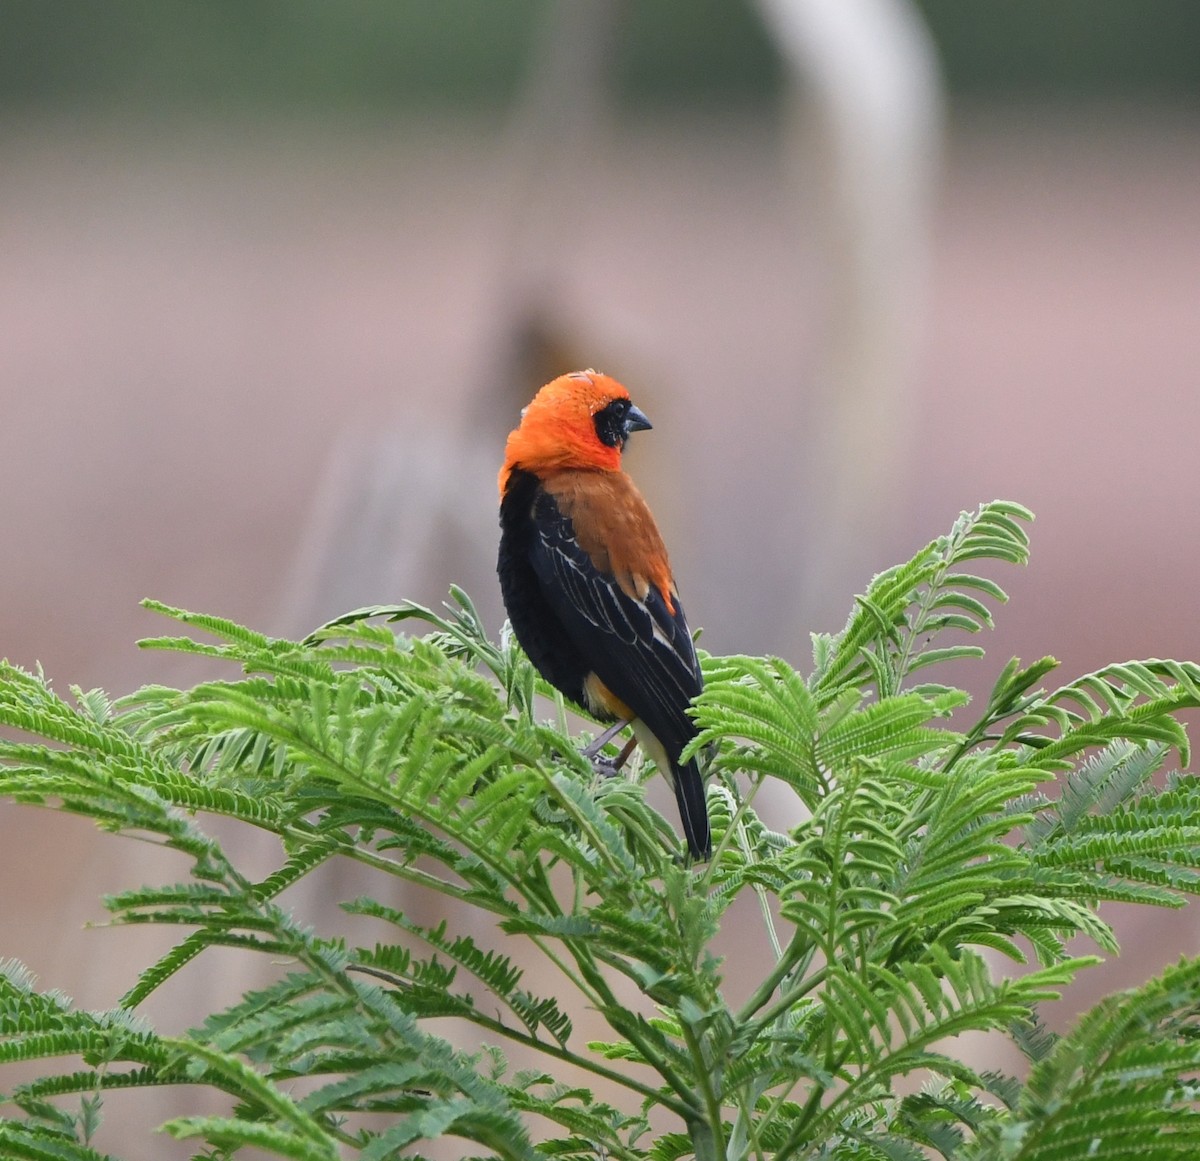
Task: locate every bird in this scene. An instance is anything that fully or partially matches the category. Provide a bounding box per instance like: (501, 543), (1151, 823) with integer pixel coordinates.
(497, 369), (711, 860)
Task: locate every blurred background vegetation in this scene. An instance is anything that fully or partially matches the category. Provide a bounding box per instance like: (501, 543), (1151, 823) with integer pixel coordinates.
(1, 0), (1197, 116)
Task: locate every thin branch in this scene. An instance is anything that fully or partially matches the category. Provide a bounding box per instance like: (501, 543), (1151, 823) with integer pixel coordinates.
(346, 962), (687, 1120)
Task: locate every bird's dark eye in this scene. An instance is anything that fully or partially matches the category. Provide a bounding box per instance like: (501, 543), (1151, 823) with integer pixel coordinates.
(593, 399), (632, 448)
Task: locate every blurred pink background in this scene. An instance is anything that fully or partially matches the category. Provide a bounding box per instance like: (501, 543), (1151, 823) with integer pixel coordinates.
(2, 2), (1199, 1152)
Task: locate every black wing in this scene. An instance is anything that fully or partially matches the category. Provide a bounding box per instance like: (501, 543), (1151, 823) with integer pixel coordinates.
(527, 489), (703, 762)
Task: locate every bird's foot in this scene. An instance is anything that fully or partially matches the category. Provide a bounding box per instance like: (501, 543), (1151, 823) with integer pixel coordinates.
(589, 736), (637, 780)
(591, 755), (623, 780)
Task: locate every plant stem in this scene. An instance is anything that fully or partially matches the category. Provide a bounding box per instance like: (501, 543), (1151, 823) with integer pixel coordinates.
(742, 963), (829, 1039)
(347, 963), (686, 1119)
(735, 932), (815, 1025)
(681, 1020), (724, 1155)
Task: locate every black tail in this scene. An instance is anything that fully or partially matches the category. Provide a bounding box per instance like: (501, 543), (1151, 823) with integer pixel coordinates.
(672, 757), (711, 861)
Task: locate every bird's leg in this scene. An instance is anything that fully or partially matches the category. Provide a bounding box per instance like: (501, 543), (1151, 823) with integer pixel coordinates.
(582, 718), (631, 778)
(612, 736), (637, 769)
(582, 718), (629, 760)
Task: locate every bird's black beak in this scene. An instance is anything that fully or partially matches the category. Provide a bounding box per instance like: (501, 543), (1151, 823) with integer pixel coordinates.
(625, 404), (653, 434)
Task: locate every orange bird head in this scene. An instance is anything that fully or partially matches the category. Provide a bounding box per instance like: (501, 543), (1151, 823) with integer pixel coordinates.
(499, 369), (652, 497)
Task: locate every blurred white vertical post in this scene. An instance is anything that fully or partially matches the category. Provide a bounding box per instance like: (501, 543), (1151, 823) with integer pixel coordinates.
(479, 0), (623, 394)
(279, 1), (623, 636)
(756, 0), (944, 634)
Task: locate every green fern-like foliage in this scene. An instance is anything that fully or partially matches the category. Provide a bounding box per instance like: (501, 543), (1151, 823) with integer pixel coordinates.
(3, 500), (1200, 1159)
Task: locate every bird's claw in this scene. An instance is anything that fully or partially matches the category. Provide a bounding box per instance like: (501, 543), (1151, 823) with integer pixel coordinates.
(585, 734), (638, 781)
(590, 755), (623, 780)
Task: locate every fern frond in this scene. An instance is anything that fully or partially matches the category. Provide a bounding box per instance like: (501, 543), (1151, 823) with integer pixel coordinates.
(506, 1077), (643, 1161)
(969, 956), (1200, 1160)
(343, 902), (574, 1046)
(0, 1122), (120, 1161)
(7, 514), (1200, 1161)
(162, 1114), (340, 1161)
(1024, 740), (1165, 845)
(816, 690), (963, 771)
(808, 949), (1082, 1146)
(811, 553), (938, 699)
(691, 655), (822, 803)
(305, 587), (507, 684)
(812, 501), (1031, 703)
(1002, 659), (1200, 769)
